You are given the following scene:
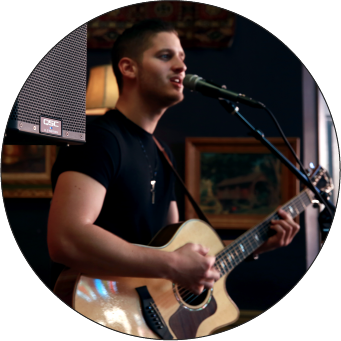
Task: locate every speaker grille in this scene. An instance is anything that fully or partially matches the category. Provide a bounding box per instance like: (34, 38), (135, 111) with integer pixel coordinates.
(9, 24), (87, 135)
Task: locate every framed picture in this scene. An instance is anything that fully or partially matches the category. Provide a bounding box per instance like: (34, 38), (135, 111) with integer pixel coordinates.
(185, 137), (300, 229)
(1, 145), (56, 198)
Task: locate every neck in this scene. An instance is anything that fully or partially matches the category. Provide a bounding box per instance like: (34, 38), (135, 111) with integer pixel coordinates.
(115, 91), (167, 134)
(214, 189), (313, 278)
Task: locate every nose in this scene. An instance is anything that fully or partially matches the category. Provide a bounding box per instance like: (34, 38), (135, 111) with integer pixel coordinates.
(172, 56), (187, 73)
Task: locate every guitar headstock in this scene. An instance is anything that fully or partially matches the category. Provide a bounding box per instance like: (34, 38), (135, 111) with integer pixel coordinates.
(309, 165), (334, 197)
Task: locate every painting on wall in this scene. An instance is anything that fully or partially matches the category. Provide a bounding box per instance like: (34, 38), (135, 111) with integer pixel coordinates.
(1, 145), (56, 198)
(200, 152), (281, 215)
(185, 137), (300, 229)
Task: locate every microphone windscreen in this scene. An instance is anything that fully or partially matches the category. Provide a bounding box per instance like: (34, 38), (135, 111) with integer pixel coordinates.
(183, 74), (202, 90)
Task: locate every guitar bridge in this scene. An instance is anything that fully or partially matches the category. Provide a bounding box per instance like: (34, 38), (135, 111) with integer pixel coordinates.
(136, 286), (173, 339)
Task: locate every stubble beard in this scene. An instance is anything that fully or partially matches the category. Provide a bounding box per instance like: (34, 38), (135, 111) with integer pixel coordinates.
(149, 88), (184, 109)
(139, 73), (184, 110)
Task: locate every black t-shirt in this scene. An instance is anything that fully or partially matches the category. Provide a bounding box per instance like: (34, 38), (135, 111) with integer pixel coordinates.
(51, 110), (176, 245)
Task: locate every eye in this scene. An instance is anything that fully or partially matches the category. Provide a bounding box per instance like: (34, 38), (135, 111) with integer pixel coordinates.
(159, 53), (171, 60)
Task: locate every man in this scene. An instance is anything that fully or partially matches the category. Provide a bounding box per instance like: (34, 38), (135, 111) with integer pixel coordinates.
(47, 19), (299, 295)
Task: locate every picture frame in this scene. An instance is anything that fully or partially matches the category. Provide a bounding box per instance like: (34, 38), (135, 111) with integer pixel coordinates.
(185, 137), (300, 230)
(1, 145), (56, 198)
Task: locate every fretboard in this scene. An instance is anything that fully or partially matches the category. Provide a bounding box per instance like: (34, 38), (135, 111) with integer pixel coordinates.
(214, 189), (312, 277)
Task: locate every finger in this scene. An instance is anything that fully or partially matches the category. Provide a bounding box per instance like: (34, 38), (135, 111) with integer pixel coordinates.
(199, 256), (219, 275)
(205, 255), (216, 267)
(192, 285), (204, 295)
(271, 215), (294, 230)
(272, 209), (291, 226)
(200, 279), (215, 290)
(285, 221), (300, 243)
(277, 208), (294, 222)
(277, 208), (292, 219)
(269, 223), (286, 247)
(271, 220), (291, 245)
(291, 221), (300, 236)
(211, 270), (221, 281)
(272, 218), (299, 245)
(204, 266), (221, 281)
(195, 244), (210, 256)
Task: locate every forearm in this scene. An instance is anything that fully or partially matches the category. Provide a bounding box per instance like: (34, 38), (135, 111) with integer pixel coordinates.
(48, 221), (174, 279)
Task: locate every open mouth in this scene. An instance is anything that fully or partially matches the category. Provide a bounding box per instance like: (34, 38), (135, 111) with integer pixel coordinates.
(170, 77), (183, 87)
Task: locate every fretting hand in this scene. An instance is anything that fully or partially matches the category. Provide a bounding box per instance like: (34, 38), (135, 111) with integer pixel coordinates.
(255, 209), (300, 255)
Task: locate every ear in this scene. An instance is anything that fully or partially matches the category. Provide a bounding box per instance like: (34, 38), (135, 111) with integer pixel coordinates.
(118, 57), (137, 80)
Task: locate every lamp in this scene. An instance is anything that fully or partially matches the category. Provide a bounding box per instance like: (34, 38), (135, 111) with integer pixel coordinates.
(86, 64), (119, 115)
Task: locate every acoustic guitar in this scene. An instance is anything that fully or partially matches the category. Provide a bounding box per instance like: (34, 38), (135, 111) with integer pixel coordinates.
(54, 166), (332, 339)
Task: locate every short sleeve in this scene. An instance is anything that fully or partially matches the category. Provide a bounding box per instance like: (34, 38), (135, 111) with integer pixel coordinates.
(51, 126), (120, 191)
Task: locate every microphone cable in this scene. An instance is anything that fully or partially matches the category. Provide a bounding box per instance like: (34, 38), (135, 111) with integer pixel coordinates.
(258, 102), (334, 219)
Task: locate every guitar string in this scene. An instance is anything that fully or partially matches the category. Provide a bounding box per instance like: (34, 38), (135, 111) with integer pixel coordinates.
(174, 190), (312, 302)
(175, 212), (276, 301)
(182, 210), (299, 302)
(158, 187), (320, 307)
(176, 193), (310, 301)
(211, 192), (312, 297)
(158, 194), (309, 306)
(216, 196), (307, 272)
(219, 190), (310, 261)
(185, 197), (310, 304)
(215, 191), (311, 274)
(162, 200), (310, 304)
(167, 184), (316, 305)
(184, 193), (307, 297)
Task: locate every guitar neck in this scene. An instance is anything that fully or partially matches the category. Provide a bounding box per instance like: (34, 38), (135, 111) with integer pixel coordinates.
(214, 189), (313, 276)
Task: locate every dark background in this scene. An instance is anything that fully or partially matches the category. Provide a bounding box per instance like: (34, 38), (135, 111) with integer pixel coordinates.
(4, 13), (309, 311)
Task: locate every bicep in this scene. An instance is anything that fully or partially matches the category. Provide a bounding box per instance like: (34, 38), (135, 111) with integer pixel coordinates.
(166, 201), (179, 225)
(48, 171), (107, 249)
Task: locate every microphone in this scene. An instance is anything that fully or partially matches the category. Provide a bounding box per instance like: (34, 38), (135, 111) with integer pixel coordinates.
(183, 74), (264, 108)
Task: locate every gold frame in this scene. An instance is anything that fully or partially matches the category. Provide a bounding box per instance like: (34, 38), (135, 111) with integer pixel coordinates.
(185, 137), (300, 230)
(2, 145), (56, 198)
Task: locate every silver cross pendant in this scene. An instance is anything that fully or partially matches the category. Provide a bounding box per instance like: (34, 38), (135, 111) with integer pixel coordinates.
(151, 180), (156, 204)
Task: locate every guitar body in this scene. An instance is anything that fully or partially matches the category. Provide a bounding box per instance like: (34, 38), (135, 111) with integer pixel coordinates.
(54, 220), (240, 338)
(54, 166), (333, 338)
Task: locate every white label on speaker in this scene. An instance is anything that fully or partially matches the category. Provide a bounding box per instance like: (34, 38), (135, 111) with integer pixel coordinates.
(40, 117), (62, 136)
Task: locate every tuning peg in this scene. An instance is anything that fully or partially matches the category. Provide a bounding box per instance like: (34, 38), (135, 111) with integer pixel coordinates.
(309, 162), (315, 170)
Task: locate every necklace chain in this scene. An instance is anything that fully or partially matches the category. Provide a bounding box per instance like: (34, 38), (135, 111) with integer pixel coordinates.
(137, 137), (158, 179)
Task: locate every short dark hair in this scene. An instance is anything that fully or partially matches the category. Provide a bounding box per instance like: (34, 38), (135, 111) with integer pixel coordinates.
(111, 18), (177, 92)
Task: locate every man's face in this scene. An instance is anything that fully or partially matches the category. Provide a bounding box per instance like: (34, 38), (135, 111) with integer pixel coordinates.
(136, 31), (187, 108)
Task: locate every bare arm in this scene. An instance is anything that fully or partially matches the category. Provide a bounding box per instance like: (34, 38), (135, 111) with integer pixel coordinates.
(47, 171), (219, 294)
(166, 200), (179, 225)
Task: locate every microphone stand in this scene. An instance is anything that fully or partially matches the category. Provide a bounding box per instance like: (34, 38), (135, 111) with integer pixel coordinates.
(219, 99), (335, 240)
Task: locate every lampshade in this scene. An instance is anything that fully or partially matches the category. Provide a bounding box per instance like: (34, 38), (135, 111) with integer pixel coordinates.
(86, 64), (119, 115)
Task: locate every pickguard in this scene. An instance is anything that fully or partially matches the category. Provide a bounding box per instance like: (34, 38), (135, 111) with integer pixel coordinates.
(169, 296), (217, 339)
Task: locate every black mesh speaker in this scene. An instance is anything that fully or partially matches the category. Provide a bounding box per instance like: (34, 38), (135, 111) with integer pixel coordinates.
(6, 24), (87, 144)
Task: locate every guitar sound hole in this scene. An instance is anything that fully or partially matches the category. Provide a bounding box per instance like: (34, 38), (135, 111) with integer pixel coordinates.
(177, 286), (209, 307)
